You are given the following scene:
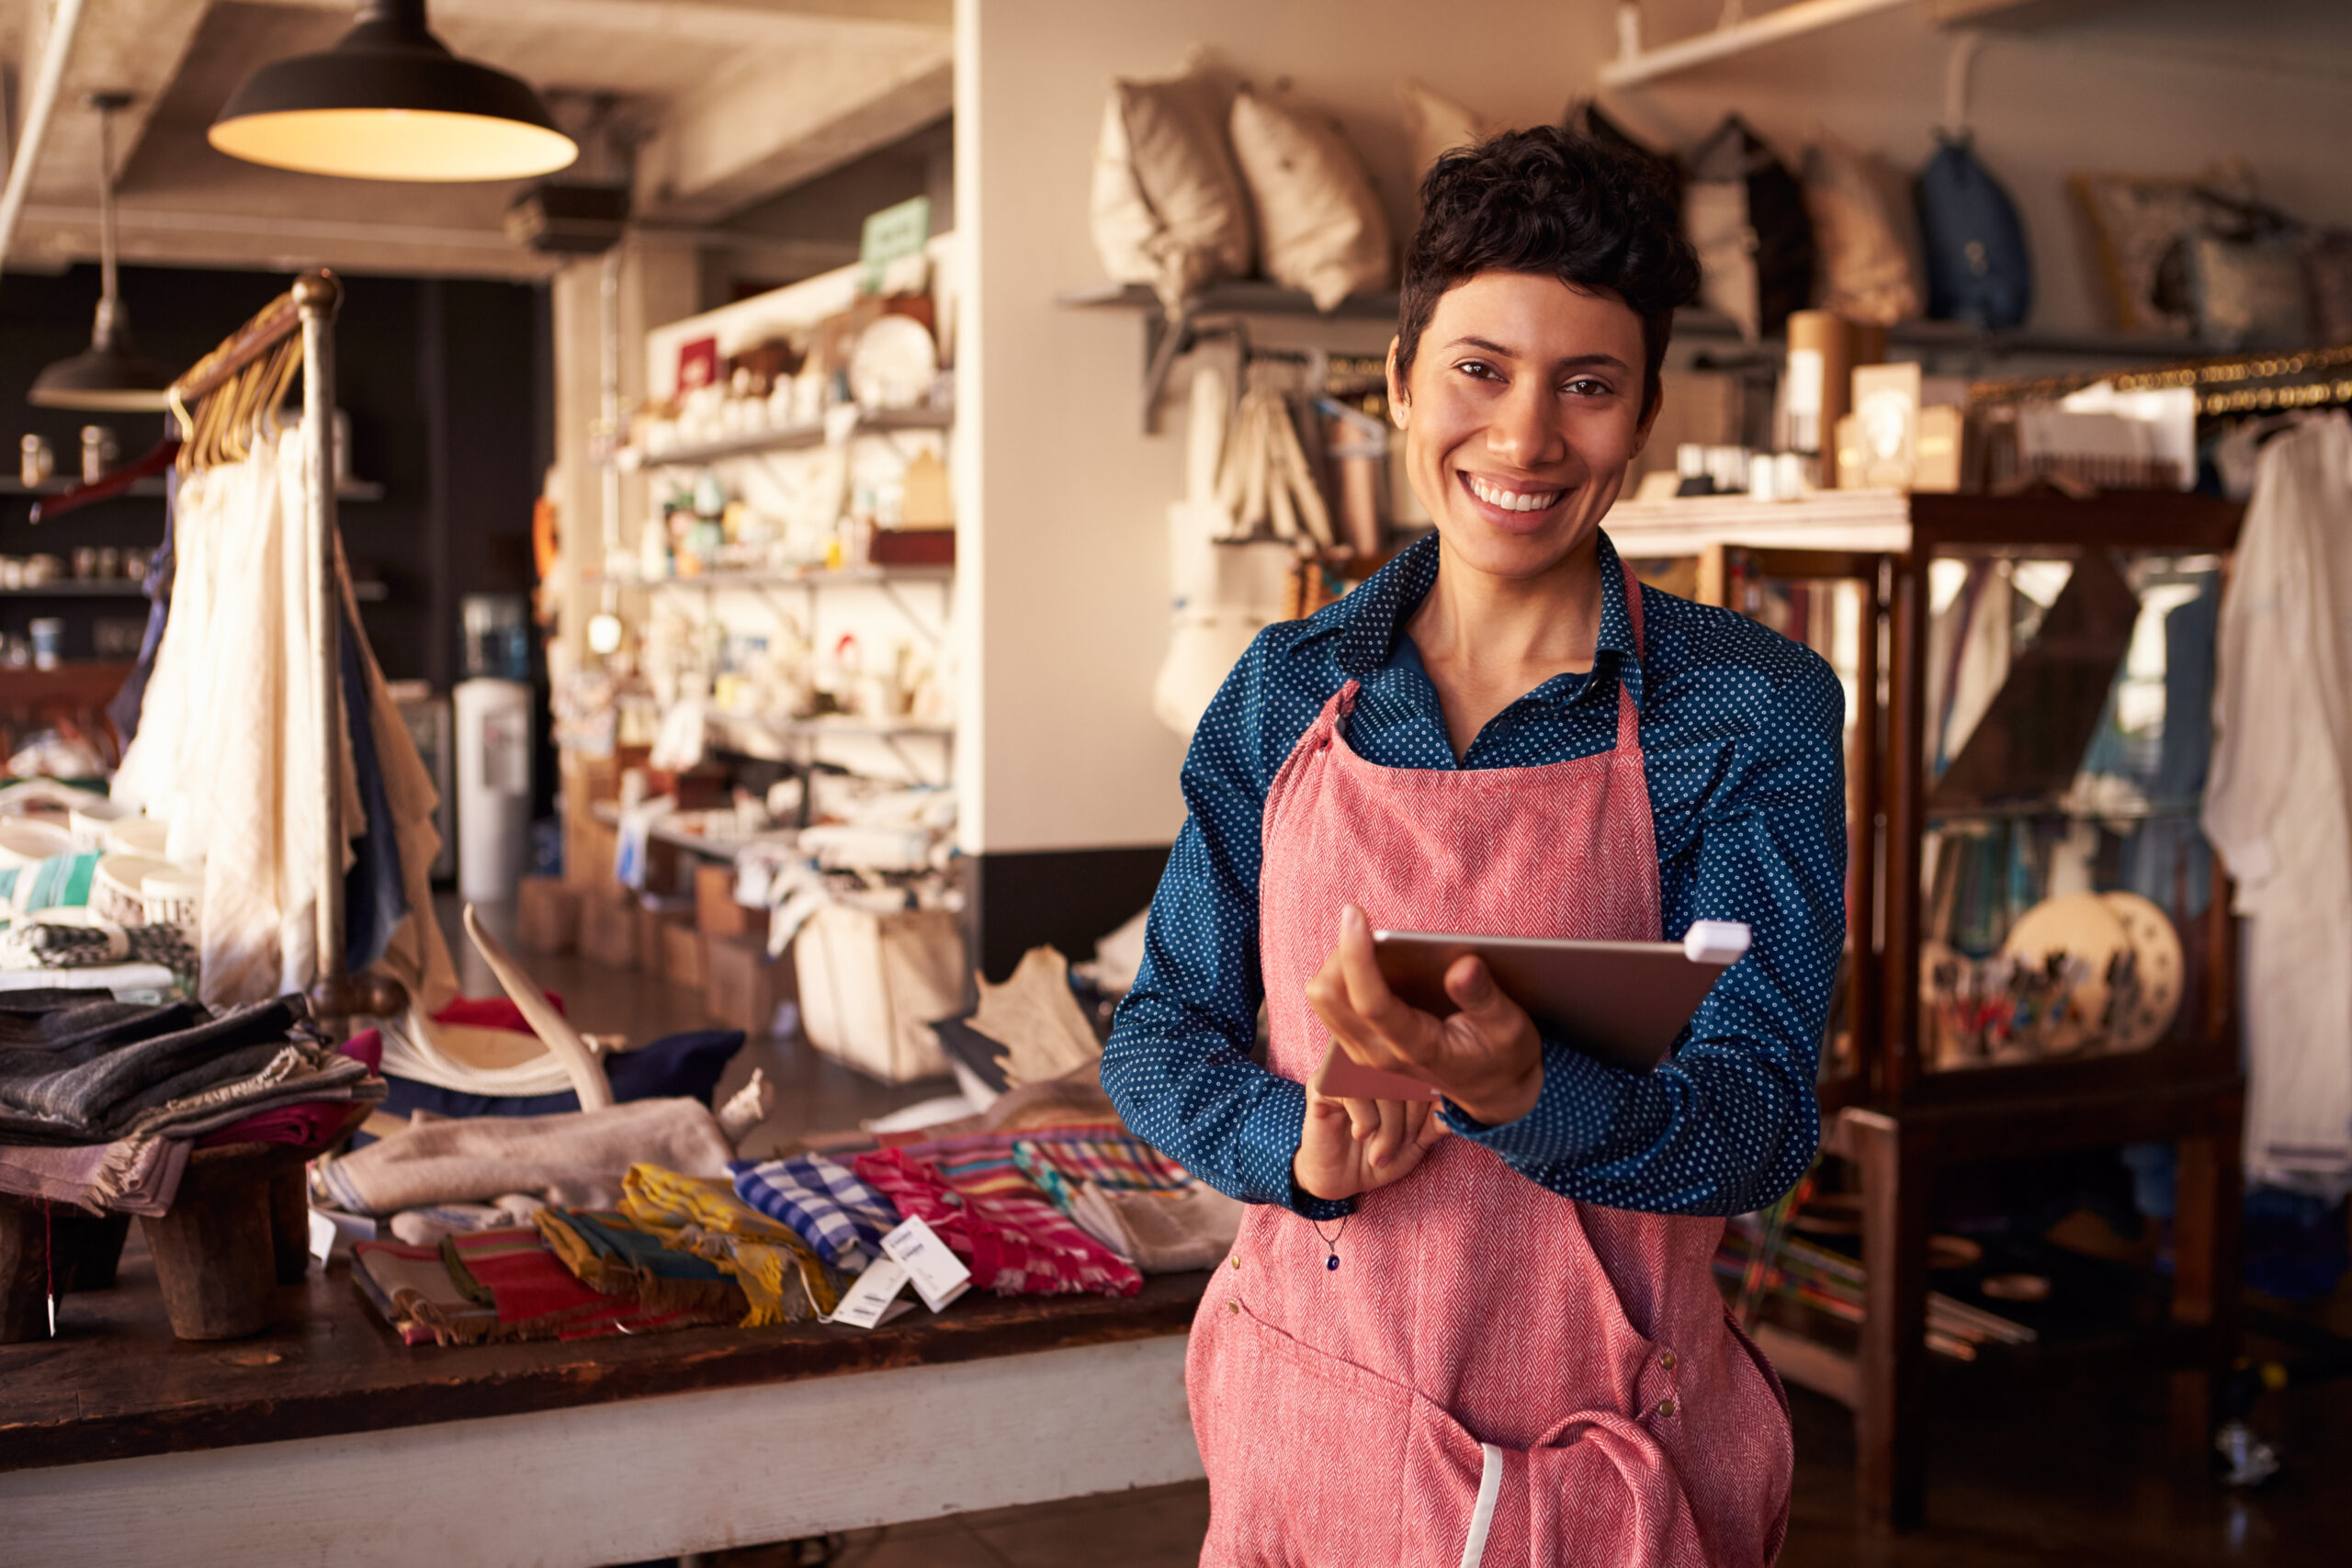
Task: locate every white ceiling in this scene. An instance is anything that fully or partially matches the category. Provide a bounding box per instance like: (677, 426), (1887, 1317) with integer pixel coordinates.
(3, 0), (954, 279)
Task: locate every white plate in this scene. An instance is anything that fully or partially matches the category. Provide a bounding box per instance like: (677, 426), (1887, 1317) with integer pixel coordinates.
(848, 314), (938, 412)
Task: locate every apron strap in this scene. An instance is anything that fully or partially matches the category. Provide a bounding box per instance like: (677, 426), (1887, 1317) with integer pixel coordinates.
(1317, 679), (1362, 750)
(1614, 557), (1645, 755)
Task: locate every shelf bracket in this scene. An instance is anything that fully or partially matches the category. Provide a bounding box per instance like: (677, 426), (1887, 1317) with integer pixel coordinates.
(1139, 302), (1196, 435)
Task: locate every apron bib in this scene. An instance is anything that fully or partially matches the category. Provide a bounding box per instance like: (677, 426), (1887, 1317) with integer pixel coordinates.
(1187, 562), (1793, 1568)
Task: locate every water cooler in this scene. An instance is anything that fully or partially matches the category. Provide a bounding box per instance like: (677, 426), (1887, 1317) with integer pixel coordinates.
(453, 594), (532, 904)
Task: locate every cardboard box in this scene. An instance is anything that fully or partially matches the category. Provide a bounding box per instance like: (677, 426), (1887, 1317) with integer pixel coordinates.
(694, 863), (768, 944)
(794, 904), (963, 1082)
(516, 876), (579, 954)
(579, 892), (639, 970)
(567, 812), (621, 895)
(637, 901), (692, 976)
(707, 933), (792, 1036)
(662, 921), (708, 992)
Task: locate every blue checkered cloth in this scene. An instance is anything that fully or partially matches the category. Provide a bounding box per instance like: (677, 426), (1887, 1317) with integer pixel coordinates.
(729, 1153), (899, 1270)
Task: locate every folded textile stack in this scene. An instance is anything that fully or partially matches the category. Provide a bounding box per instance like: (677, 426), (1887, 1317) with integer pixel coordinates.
(311, 1096), (737, 1215)
(0, 988), (382, 1214)
(0, 852), (100, 916)
(533, 1205), (747, 1318)
(616, 1163), (839, 1325)
(729, 1151), (900, 1273)
(0, 910), (198, 978)
(854, 1145), (1142, 1298)
(1012, 1132), (1243, 1273)
(351, 1228), (739, 1347)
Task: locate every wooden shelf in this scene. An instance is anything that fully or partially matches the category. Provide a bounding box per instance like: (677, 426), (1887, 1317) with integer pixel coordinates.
(0, 581), (151, 598)
(1064, 280), (2217, 433)
(1604, 487), (2245, 558)
(0, 477), (385, 502)
(616, 564), (953, 590)
(1058, 281), (2207, 360)
(616, 408), (952, 471)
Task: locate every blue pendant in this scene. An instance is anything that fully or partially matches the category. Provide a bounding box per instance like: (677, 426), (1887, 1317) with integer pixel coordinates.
(1326, 1254), (1340, 1271)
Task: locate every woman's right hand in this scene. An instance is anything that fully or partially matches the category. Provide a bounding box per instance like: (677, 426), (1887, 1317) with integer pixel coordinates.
(1293, 1043), (1448, 1202)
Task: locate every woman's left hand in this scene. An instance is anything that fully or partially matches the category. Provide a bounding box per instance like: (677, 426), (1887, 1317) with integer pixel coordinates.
(1306, 904), (1545, 1125)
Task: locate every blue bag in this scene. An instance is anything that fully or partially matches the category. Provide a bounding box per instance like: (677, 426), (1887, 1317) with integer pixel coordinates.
(1916, 134), (2031, 330)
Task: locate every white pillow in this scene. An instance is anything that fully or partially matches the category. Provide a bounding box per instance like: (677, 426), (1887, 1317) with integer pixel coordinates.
(1091, 63), (1254, 310)
(1398, 78), (1486, 184)
(1803, 132), (1922, 327)
(1229, 87), (1394, 312)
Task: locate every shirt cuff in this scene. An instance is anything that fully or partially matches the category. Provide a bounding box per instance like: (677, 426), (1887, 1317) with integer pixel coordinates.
(1439, 1038), (1619, 1168)
(1254, 1075), (1358, 1220)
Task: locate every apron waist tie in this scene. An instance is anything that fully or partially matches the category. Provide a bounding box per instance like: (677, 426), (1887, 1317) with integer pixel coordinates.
(1459, 1442), (1505, 1568)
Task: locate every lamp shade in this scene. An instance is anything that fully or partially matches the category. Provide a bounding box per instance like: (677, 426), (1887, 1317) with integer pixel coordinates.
(28, 342), (175, 412)
(208, 0), (576, 183)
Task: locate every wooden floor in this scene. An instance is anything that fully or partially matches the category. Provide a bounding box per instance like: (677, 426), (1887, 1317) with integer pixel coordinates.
(468, 899), (2352, 1568)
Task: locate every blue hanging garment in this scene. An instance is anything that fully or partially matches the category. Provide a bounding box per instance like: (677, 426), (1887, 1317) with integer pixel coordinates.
(1916, 133), (2032, 331)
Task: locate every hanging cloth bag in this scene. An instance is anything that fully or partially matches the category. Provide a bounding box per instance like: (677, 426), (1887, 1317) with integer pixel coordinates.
(1916, 132), (2033, 331)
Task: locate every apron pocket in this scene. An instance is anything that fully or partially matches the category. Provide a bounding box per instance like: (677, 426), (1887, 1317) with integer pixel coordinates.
(1193, 1298), (1715, 1568)
(1191, 1297), (1424, 1565)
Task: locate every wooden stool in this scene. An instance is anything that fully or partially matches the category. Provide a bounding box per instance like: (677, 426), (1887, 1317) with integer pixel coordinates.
(138, 1143), (307, 1341)
(1, 1198), (132, 1343)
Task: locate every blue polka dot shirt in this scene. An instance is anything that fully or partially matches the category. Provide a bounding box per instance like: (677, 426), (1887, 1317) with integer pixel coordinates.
(1102, 529), (1846, 1222)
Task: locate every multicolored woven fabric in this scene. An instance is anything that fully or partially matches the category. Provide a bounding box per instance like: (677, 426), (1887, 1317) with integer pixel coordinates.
(438, 1226), (729, 1340)
(620, 1162), (838, 1325)
(1012, 1134), (1193, 1211)
(0, 852), (99, 915)
(729, 1152), (898, 1270)
(853, 1146), (1140, 1298)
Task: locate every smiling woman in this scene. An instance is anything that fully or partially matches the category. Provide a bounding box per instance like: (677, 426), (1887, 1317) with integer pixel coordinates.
(1102, 127), (1846, 1568)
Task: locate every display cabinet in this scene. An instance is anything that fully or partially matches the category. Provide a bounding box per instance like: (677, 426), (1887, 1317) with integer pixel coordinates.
(1610, 487), (2246, 1531)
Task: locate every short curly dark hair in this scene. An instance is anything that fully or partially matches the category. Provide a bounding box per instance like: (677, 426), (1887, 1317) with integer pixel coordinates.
(1396, 126), (1699, 418)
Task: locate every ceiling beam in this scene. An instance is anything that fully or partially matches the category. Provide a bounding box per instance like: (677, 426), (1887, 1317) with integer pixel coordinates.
(632, 44), (951, 224)
(242, 0), (948, 50)
(10, 0), (214, 204)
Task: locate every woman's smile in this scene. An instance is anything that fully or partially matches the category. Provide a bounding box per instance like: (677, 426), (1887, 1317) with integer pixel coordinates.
(1458, 469), (1570, 533)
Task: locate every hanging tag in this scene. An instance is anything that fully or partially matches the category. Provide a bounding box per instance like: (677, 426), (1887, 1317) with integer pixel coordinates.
(1682, 920), (1752, 966)
(880, 1215), (971, 1312)
(823, 1256), (916, 1329)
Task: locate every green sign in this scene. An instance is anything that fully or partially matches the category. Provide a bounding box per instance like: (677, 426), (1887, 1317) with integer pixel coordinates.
(859, 196), (933, 294)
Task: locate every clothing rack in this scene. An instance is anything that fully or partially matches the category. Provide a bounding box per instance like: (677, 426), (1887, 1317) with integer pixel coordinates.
(1969, 342), (2352, 417)
(162, 270), (401, 1032)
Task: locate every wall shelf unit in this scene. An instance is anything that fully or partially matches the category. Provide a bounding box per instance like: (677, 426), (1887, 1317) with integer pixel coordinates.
(1609, 485), (2247, 1532)
(614, 408), (953, 472)
(1059, 282), (2211, 434)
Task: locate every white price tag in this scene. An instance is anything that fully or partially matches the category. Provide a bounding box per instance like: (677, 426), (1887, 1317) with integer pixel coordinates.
(880, 1215), (971, 1313)
(824, 1256), (913, 1329)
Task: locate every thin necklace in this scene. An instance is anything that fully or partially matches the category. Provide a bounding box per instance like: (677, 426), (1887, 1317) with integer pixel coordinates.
(1312, 1213), (1349, 1270)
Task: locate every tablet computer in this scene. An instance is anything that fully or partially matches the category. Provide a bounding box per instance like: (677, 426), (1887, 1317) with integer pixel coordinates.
(1370, 921), (1749, 1074)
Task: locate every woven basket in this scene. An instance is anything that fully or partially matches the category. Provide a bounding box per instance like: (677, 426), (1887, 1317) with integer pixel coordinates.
(94, 854), (173, 927)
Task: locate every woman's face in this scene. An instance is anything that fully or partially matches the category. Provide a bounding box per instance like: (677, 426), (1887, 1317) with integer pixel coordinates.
(1387, 271), (1654, 580)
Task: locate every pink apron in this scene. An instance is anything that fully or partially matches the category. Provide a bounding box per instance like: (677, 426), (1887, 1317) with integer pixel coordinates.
(1188, 563), (1793, 1568)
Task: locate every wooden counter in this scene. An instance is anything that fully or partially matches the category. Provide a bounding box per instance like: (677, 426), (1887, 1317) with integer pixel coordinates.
(0, 1238), (1212, 1565)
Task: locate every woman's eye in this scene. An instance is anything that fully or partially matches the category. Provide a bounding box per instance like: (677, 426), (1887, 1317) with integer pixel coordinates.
(1453, 359), (1501, 381)
(1562, 378), (1614, 398)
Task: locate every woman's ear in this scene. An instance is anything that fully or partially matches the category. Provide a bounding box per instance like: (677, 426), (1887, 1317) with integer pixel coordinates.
(1634, 376), (1666, 454)
(1385, 336), (1410, 430)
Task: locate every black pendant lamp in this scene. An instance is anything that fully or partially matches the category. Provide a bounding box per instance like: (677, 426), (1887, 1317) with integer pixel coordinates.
(30, 95), (174, 412)
(209, 0), (576, 183)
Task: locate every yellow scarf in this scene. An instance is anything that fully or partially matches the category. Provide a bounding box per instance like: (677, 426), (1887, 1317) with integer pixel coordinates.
(619, 1163), (842, 1325)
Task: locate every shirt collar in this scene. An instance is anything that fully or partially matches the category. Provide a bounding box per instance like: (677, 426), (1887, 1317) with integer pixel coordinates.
(1331, 528), (1644, 710)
